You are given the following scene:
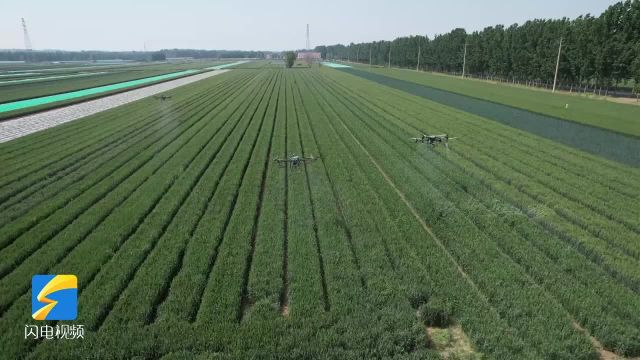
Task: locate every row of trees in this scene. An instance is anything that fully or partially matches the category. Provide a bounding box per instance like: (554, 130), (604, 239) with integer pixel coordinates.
(0, 49), (265, 62)
(315, 1), (640, 89)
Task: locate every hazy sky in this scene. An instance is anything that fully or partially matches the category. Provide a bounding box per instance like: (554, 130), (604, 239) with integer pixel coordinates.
(1, 0), (617, 51)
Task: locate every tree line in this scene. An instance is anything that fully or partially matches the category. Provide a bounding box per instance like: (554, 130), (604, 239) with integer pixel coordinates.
(0, 49), (265, 62)
(315, 1), (640, 90)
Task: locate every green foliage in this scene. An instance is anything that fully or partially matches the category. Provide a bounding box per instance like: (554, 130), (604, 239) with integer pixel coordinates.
(407, 287), (430, 309)
(0, 49), (265, 62)
(319, 1), (640, 86)
(151, 51), (166, 61)
(429, 328), (452, 349)
(345, 67), (640, 165)
(0, 63), (638, 359)
(284, 51), (296, 68)
(419, 298), (453, 327)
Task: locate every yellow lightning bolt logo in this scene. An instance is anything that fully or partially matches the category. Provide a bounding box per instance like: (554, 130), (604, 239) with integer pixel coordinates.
(32, 275), (77, 320)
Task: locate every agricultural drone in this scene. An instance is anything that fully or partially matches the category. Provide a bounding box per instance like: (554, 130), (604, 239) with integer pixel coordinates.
(410, 133), (457, 148)
(274, 154), (318, 167)
(154, 95), (173, 101)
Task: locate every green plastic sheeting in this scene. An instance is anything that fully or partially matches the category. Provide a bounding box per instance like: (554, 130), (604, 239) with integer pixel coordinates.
(0, 60), (251, 114)
(0, 69), (199, 114)
(321, 62), (352, 68)
(204, 60), (250, 70)
(0, 72), (109, 85)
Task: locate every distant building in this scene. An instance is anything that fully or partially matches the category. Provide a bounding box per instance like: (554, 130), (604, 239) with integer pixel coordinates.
(297, 52), (322, 61)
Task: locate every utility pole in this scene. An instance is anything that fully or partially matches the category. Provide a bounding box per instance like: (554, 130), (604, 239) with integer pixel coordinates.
(388, 43), (391, 68)
(356, 45), (360, 64)
(552, 37), (563, 93)
(369, 46), (372, 68)
(416, 42), (421, 71)
(21, 18), (32, 51)
(461, 42), (468, 78)
(306, 24), (310, 50)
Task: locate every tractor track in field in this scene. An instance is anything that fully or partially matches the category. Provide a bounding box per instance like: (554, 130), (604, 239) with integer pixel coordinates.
(279, 80), (290, 317)
(4, 66), (639, 359)
(0, 69), (231, 143)
(239, 72), (281, 321)
(136, 71), (274, 325)
(291, 79), (330, 312)
(305, 78), (406, 278)
(190, 72), (279, 324)
(296, 80), (368, 291)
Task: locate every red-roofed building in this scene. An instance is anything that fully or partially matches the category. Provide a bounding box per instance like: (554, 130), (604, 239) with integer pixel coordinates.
(297, 52), (322, 61)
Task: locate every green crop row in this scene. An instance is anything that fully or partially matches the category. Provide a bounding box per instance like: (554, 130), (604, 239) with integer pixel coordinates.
(317, 69), (640, 356)
(0, 70), (248, 185)
(303, 71), (598, 359)
(0, 72), (254, 229)
(0, 70), (268, 358)
(1, 66), (637, 359)
(332, 75), (640, 295)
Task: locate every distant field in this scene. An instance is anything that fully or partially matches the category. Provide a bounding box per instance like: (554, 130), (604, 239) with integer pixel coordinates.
(0, 61), (229, 120)
(1, 63), (639, 358)
(356, 66), (640, 137)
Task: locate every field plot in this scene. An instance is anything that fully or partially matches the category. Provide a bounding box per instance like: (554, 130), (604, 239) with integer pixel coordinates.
(0, 61), (231, 120)
(0, 63), (639, 359)
(354, 66), (640, 138)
